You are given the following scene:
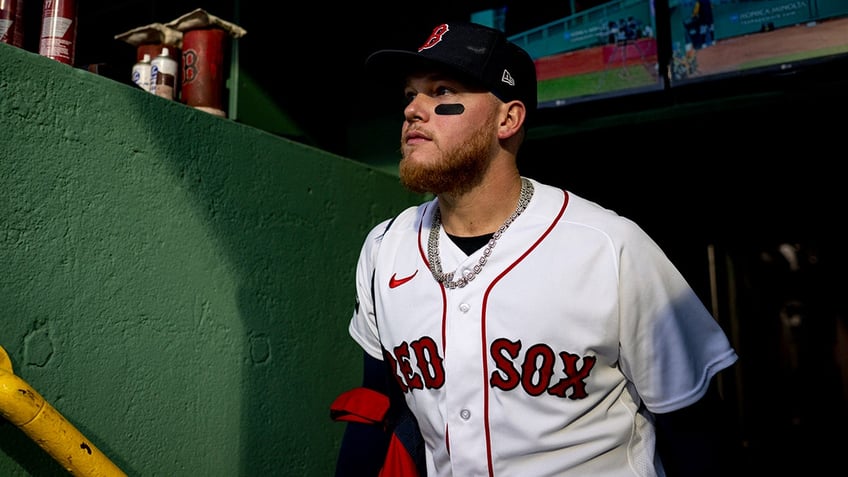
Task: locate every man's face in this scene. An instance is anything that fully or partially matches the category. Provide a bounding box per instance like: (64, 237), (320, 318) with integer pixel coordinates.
(398, 72), (501, 196)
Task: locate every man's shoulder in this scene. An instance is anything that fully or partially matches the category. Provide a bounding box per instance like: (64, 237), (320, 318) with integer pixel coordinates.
(364, 200), (433, 243)
(381, 201), (434, 233)
(529, 181), (649, 242)
(527, 180), (622, 224)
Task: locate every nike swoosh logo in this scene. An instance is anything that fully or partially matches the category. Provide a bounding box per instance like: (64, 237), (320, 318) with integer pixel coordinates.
(389, 270), (418, 288)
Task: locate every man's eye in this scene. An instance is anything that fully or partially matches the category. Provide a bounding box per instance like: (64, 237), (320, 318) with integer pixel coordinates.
(435, 86), (452, 96)
(403, 92), (417, 105)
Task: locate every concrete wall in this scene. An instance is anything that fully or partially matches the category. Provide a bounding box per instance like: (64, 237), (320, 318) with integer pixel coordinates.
(0, 42), (422, 476)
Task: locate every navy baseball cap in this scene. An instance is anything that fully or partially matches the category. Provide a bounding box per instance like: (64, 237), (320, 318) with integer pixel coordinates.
(365, 22), (538, 118)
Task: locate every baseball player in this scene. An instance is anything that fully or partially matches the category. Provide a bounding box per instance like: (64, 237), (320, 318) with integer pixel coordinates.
(334, 21), (738, 477)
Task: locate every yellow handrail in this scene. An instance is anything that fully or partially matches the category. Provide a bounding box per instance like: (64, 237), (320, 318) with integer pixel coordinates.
(0, 345), (126, 476)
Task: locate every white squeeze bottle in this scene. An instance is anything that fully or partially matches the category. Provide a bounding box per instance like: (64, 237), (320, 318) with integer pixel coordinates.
(151, 47), (179, 100)
(131, 54), (152, 92)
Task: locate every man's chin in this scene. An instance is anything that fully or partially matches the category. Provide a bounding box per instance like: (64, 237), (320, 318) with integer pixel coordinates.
(400, 168), (442, 194)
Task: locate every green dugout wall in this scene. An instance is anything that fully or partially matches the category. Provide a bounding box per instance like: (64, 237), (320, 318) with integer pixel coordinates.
(0, 42), (422, 476)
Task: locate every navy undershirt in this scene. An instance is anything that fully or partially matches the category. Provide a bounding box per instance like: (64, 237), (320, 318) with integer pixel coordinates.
(447, 233), (494, 255)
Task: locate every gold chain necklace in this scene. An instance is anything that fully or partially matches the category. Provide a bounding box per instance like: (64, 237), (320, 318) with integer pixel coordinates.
(427, 178), (534, 289)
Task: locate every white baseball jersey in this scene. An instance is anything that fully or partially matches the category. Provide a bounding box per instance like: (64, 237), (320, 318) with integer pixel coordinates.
(349, 178), (738, 477)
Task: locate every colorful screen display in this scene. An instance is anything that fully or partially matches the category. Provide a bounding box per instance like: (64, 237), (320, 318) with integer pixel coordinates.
(667, 0), (848, 87)
(490, 0), (664, 108)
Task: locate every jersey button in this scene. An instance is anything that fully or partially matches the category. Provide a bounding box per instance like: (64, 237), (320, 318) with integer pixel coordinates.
(460, 409), (471, 420)
(459, 303), (470, 313)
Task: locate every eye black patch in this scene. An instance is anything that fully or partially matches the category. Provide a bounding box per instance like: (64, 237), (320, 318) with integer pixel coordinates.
(434, 103), (465, 115)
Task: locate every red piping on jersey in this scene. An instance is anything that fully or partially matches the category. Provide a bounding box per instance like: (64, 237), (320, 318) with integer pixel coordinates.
(482, 190), (569, 476)
(418, 201), (455, 458)
(417, 202), (449, 352)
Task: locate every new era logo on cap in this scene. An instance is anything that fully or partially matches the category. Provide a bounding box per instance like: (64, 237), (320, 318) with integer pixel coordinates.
(365, 21), (538, 118)
(502, 69), (516, 87)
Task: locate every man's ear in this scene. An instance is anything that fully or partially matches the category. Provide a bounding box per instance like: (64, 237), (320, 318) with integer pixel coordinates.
(497, 100), (526, 140)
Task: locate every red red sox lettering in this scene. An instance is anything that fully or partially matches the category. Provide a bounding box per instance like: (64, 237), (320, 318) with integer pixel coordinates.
(383, 337), (597, 399)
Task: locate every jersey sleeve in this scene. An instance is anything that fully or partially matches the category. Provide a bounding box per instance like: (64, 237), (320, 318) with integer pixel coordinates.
(615, 219), (738, 414)
(348, 218), (393, 361)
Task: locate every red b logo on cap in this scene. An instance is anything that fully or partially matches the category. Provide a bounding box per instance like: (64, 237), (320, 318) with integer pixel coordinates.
(418, 24), (449, 52)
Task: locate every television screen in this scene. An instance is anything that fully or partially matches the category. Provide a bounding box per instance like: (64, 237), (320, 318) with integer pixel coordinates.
(667, 0), (848, 86)
(472, 1), (665, 109)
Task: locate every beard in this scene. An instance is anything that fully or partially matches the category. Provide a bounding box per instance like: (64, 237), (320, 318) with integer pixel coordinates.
(398, 112), (496, 196)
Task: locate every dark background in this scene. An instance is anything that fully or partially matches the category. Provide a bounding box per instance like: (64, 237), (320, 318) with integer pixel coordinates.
(31, 1), (578, 150)
(20, 1), (623, 155)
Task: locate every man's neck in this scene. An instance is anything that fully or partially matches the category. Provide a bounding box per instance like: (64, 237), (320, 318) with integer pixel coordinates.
(437, 172), (524, 237)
